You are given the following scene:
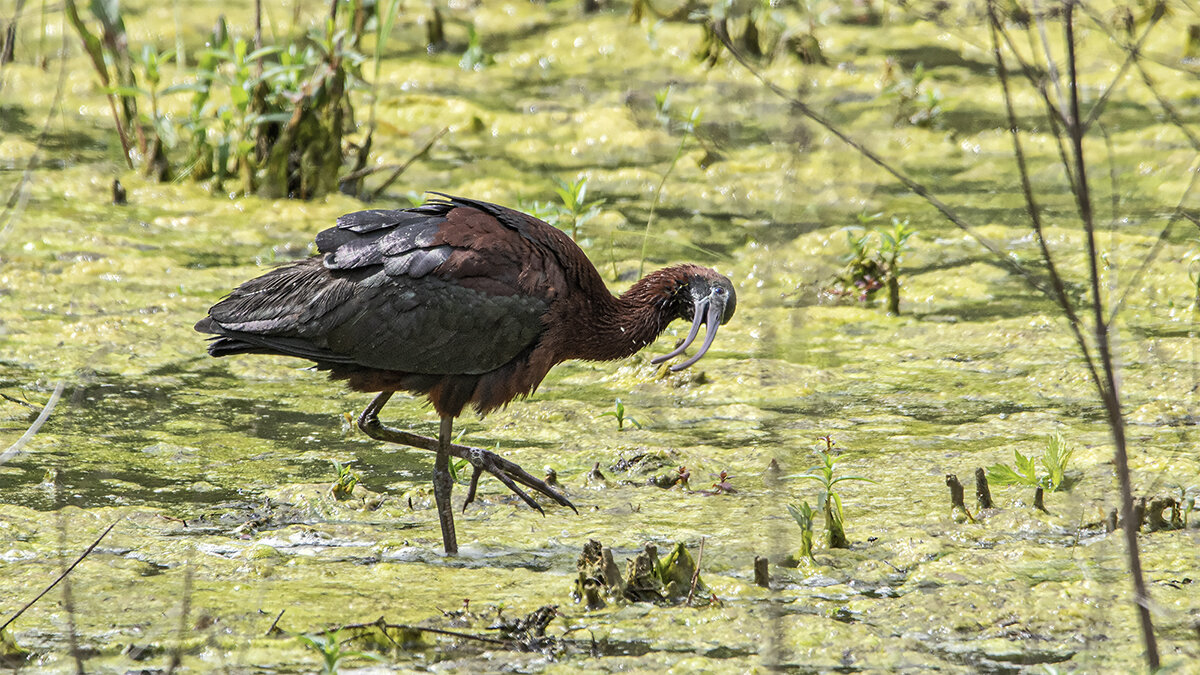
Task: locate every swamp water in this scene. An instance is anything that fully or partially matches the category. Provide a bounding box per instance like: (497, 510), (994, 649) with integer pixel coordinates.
(1, 1), (1198, 672)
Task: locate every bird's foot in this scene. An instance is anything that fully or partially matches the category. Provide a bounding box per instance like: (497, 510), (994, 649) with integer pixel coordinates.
(357, 410), (575, 516)
(460, 446), (578, 515)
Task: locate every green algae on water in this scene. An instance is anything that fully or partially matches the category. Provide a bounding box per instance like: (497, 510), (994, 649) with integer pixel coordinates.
(0, 1), (1198, 672)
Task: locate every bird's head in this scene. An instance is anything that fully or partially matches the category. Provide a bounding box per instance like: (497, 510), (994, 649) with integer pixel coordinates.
(652, 267), (737, 372)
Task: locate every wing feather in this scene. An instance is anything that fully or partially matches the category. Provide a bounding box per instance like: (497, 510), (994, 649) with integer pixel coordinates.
(199, 198), (557, 375)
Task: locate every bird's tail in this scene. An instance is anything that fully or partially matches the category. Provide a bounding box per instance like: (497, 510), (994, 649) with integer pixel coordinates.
(195, 317), (269, 357)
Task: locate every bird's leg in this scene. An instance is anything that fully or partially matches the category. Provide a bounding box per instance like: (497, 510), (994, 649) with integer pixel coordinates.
(433, 416), (458, 555)
(356, 392), (577, 516)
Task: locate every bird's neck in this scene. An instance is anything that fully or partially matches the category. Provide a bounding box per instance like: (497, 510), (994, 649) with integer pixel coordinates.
(569, 265), (696, 362)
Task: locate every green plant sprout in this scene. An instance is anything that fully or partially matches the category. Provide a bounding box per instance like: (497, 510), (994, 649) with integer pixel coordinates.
(881, 60), (943, 127)
(124, 45), (176, 179)
(401, 191), (428, 208)
(878, 218), (917, 314)
(553, 176), (606, 241)
(597, 398), (641, 430)
(459, 23), (493, 71)
(519, 199), (563, 228)
(520, 177), (605, 243)
(830, 215), (917, 314)
(448, 457), (469, 484)
(789, 436), (876, 549)
(298, 630), (382, 674)
(329, 460), (358, 501)
(1178, 488), (1195, 529)
(786, 501), (817, 563)
(654, 86), (672, 126)
(987, 432), (1075, 492)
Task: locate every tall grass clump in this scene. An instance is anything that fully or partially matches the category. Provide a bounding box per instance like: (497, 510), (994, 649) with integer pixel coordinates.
(64, 0), (406, 199)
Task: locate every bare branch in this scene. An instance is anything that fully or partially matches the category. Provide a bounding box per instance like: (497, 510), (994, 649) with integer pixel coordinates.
(1071, 2), (1168, 134)
(986, 3), (1101, 394)
(1065, 3), (1159, 667)
(1130, 56), (1200, 151)
(0, 519), (121, 633)
(1031, 0), (1067, 120)
(361, 127), (449, 201)
(1107, 157), (1200, 323)
(710, 19), (1054, 299)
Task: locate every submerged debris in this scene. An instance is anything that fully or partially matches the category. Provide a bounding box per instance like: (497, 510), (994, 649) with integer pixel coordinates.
(585, 462), (607, 487)
(1105, 509), (1119, 533)
(1085, 494), (1188, 536)
(647, 465), (690, 490)
(439, 599), (476, 628)
(573, 540), (611, 610)
(623, 545), (666, 602)
(572, 539), (710, 607)
(1146, 497), (1184, 532)
(289, 605), (567, 662)
(0, 626), (27, 665)
(610, 451), (669, 473)
(753, 556), (770, 588)
(763, 458), (782, 486)
(974, 467), (994, 510)
(945, 474), (975, 524)
(489, 605), (559, 643)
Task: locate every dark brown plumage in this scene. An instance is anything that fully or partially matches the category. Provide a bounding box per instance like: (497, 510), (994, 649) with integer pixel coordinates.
(196, 194), (736, 554)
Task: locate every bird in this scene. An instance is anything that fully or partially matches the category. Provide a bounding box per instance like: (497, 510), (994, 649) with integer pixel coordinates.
(195, 193), (736, 554)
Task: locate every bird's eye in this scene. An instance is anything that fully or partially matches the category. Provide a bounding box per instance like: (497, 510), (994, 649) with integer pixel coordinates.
(713, 287), (726, 296)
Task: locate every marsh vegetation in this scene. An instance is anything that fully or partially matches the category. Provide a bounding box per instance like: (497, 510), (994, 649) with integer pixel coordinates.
(1, 0), (1198, 671)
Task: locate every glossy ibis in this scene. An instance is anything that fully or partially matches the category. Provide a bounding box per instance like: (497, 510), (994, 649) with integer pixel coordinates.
(196, 194), (736, 554)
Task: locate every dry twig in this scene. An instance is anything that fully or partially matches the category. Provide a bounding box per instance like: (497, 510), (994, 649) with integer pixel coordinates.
(0, 519), (121, 633)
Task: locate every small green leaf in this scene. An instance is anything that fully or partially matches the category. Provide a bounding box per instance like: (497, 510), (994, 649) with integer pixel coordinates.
(829, 475), (877, 486)
(787, 502), (814, 529)
(1041, 432), (1074, 491)
(246, 45), (283, 62)
(1013, 449), (1037, 484)
(108, 85), (149, 98)
(161, 82), (208, 96)
(89, 0), (124, 32)
(249, 112), (297, 125)
(229, 83), (250, 109)
(788, 473), (830, 486)
(233, 37), (248, 63)
(987, 462), (1033, 487)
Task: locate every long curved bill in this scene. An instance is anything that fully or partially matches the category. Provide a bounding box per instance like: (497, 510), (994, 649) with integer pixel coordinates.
(651, 303), (704, 365)
(650, 292), (726, 372)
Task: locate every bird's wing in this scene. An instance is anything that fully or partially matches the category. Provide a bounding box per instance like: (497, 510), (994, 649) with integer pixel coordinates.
(201, 198), (563, 375)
